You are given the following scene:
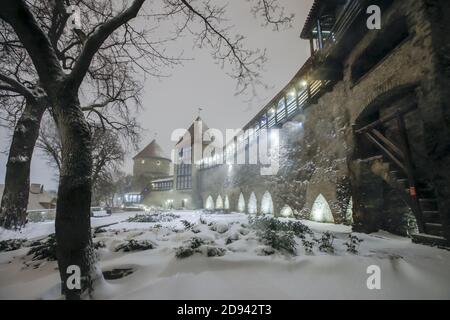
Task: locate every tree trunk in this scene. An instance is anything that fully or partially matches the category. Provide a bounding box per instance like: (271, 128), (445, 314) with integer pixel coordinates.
(54, 94), (97, 300)
(0, 101), (46, 229)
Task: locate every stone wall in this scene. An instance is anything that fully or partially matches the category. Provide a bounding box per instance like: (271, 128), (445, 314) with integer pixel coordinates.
(158, 0), (449, 240)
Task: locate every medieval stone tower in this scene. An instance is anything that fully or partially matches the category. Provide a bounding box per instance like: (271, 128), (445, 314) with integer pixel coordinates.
(132, 139), (171, 190)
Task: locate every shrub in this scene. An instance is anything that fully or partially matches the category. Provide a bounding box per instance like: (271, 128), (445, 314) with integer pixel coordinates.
(181, 220), (195, 230)
(115, 239), (155, 252)
(302, 239), (314, 255)
(344, 234), (363, 254)
(175, 246), (195, 259)
(127, 213), (179, 223)
(248, 216), (312, 255)
(0, 239), (26, 252)
(315, 232), (335, 254)
(259, 229), (296, 254)
(27, 234), (57, 261)
(175, 237), (225, 259)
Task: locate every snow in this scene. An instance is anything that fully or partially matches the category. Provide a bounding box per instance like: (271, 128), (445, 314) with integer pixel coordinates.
(1, 210), (449, 300)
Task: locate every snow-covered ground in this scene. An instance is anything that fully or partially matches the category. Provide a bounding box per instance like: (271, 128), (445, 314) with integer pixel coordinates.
(0, 210), (449, 300)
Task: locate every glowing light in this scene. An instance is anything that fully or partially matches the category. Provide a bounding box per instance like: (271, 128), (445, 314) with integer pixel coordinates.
(237, 193), (245, 212)
(216, 195), (224, 209)
(261, 191), (274, 215)
(205, 195), (214, 210)
(269, 108), (275, 114)
(248, 192), (257, 214)
(224, 196), (230, 210)
(300, 80), (308, 87)
(288, 90), (296, 97)
(310, 194), (335, 223)
(346, 197), (353, 224)
(280, 205), (294, 217)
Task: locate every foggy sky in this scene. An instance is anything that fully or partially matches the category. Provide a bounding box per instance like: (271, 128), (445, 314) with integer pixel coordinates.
(0, 0), (313, 191)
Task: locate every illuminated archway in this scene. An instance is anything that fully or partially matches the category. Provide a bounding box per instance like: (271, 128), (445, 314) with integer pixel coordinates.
(216, 195), (224, 209)
(280, 205), (294, 217)
(224, 196), (230, 210)
(261, 191), (274, 215)
(248, 192), (257, 214)
(205, 195), (215, 210)
(237, 193), (245, 212)
(310, 194), (334, 223)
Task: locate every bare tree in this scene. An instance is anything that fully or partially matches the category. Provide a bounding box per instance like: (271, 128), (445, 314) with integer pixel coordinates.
(0, 20), (49, 229)
(0, 3), (142, 230)
(37, 118), (125, 195)
(0, 0), (292, 299)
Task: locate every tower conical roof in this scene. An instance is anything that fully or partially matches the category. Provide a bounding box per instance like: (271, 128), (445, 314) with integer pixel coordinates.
(133, 139), (170, 160)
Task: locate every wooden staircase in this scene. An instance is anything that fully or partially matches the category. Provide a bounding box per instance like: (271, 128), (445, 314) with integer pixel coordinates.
(388, 168), (447, 246)
(355, 107), (448, 247)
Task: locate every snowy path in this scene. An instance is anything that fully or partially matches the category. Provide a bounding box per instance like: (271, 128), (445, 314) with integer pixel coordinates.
(0, 210), (449, 300)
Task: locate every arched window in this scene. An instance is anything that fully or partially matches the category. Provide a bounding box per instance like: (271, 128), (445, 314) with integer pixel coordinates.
(224, 196), (230, 210)
(261, 191), (274, 215)
(248, 192), (257, 214)
(216, 195), (224, 209)
(310, 194), (334, 223)
(237, 193), (246, 212)
(205, 195), (215, 210)
(280, 205), (294, 217)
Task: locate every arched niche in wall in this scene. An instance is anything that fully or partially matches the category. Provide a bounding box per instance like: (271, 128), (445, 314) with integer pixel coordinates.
(310, 194), (335, 223)
(237, 193), (246, 212)
(205, 195), (215, 210)
(224, 195), (230, 210)
(248, 192), (257, 214)
(216, 195), (224, 209)
(280, 205), (294, 217)
(261, 191), (274, 215)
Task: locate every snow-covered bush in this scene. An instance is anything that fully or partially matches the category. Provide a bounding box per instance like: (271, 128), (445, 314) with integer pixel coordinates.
(344, 234), (363, 254)
(315, 232), (335, 253)
(205, 246), (226, 257)
(115, 239), (155, 252)
(302, 239), (314, 255)
(27, 234), (57, 261)
(175, 237), (205, 258)
(127, 213), (180, 223)
(0, 239), (26, 252)
(260, 228), (296, 254)
(94, 241), (106, 250)
(175, 237), (225, 259)
(209, 223), (229, 234)
(225, 232), (240, 245)
(255, 246), (276, 256)
(181, 220), (195, 230)
(249, 216), (302, 254)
